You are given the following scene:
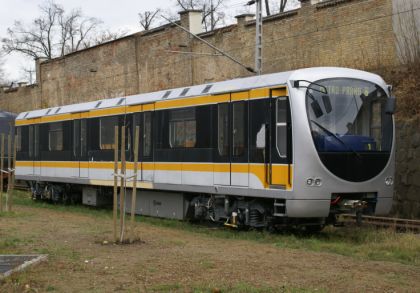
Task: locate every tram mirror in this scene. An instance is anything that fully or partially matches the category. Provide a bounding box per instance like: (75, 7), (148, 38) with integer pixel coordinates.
(322, 95), (332, 114)
(385, 96), (396, 114)
(256, 124), (266, 149)
(311, 100), (323, 118)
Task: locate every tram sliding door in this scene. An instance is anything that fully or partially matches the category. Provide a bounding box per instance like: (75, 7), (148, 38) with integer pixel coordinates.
(268, 89), (292, 188)
(214, 93), (249, 187)
(134, 104), (154, 182)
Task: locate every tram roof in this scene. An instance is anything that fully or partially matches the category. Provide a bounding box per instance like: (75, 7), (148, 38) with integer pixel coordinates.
(16, 67), (384, 120)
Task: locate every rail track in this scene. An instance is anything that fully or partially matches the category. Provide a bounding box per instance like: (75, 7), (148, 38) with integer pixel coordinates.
(340, 214), (420, 233)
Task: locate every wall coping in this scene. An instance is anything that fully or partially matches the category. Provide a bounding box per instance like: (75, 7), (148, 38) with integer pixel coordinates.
(316, 0), (353, 9)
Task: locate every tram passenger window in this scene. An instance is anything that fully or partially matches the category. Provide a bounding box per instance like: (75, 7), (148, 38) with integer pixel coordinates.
(29, 126), (33, 158)
(81, 120), (87, 157)
(34, 125), (39, 157)
(100, 116), (118, 150)
(49, 122), (63, 151)
(169, 108), (196, 148)
(233, 102), (245, 157)
(143, 112), (152, 156)
(73, 120), (80, 156)
(218, 103), (229, 156)
(16, 127), (22, 152)
(276, 98), (287, 158)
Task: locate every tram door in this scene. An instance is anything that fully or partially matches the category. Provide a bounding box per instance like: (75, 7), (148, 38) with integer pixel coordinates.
(268, 88), (292, 188)
(73, 119), (88, 178)
(134, 104), (154, 182)
(214, 93), (249, 187)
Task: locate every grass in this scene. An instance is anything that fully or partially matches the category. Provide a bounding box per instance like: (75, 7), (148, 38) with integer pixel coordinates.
(149, 283), (327, 293)
(8, 190), (420, 266)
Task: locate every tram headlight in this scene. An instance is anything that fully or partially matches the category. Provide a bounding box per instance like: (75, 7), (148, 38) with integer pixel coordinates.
(314, 178), (322, 186)
(385, 176), (394, 186)
(306, 178), (314, 186)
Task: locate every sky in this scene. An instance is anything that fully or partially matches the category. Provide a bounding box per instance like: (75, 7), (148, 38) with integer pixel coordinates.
(0, 0), (288, 82)
(0, 0), (189, 81)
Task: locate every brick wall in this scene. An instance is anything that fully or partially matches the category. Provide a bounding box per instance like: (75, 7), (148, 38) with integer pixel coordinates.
(0, 0), (398, 113)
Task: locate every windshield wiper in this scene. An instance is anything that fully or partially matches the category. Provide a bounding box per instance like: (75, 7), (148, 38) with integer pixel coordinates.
(310, 119), (362, 159)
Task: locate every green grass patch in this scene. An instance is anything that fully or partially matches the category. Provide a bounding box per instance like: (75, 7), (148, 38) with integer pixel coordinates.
(187, 282), (326, 293)
(10, 190), (420, 266)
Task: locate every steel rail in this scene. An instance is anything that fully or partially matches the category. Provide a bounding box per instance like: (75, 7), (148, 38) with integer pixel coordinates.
(340, 214), (420, 233)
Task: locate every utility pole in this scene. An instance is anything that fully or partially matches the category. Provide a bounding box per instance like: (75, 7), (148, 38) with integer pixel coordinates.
(255, 0), (263, 75)
(210, 0), (215, 30)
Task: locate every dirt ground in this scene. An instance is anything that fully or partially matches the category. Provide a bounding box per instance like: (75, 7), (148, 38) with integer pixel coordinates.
(0, 204), (419, 293)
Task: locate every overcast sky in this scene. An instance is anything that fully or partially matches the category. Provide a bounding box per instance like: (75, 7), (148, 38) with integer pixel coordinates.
(0, 0), (237, 82)
(0, 0), (291, 82)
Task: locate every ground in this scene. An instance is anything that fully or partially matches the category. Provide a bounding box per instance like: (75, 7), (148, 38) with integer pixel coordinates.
(0, 192), (419, 293)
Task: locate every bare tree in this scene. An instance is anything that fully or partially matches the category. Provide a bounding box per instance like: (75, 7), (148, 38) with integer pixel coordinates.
(174, 0), (227, 31)
(83, 29), (128, 48)
(58, 8), (102, 55)
(0, 55), (5, 84)
(2, 1), (63, 59)
(2, 0), (113, 60)
(393, 0), (420, 68)
(139, 9), (161, 31)
(266, 0), (300, 15)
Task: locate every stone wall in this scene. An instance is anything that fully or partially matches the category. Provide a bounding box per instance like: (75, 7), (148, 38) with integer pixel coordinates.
(392, 117), (420, 219)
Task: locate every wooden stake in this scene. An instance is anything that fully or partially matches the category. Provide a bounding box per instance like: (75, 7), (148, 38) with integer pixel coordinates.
(0, 134), (4, 212)
(113, 126), (119, 242)
(6, 133), (11, 212)
(130, 126), (140, 241)
(119, 126), (126, 243)
(9, 135), (17, 212)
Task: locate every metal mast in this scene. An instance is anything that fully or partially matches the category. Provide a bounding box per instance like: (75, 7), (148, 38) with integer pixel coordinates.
(254, 0), (263, 75)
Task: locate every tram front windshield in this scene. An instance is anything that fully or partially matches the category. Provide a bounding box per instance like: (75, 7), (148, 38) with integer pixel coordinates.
(306, 78), (393, 182)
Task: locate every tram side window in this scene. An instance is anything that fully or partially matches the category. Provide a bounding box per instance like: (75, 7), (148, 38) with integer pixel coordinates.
(81, 120), (87, 157)
(16, 127), (22, 152)
(218, 103), (229, 156)
(49, 122), (63, 151)
(276, 98), (287, 158)
(233, 102), (245, 157)
(169, 108), (196, 148)
(29, 126), (33, 158)
(99, 116), (118, 150)
(143, 112), (152, 156)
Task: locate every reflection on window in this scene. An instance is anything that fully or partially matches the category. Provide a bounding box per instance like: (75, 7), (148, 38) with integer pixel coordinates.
(73, 120), (80, 156)
(233, 102), (245, 157)
(169, 108), (196, 148)
(49, 122), (63, 151)
(16, 127), (22, 152)
(218, 104), (229, 156)
(81, 120), (87, 156)
(29, 126), (33, 158)
(276, 98), (287, 158)
(100, 116), (118, 150)
(370, 101), (382, 150)
(143, 112), (152, 156)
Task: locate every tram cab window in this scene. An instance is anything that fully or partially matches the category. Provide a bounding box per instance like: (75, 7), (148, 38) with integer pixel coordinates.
(99, 116), (118, 150)
(169, 108), (196, 148)
(49, 122), (64, 151)
(276, 98), (287, 158)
